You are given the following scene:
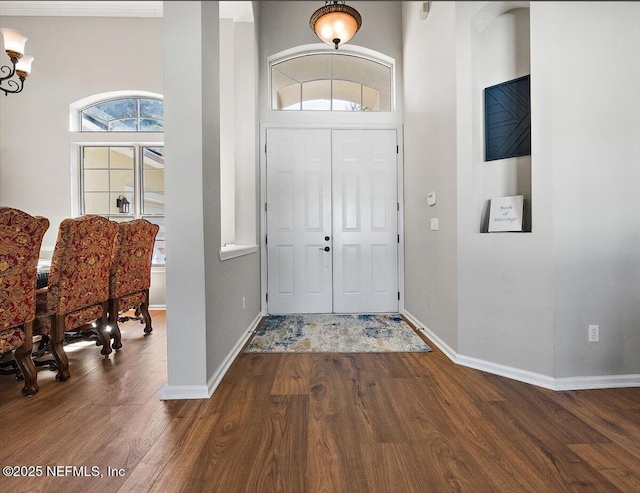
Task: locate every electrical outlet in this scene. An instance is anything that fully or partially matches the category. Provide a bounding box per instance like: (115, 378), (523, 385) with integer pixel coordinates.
(242, 297), (246, 310)
(588, 324), (599, 342)
(430, 218), (439, 231)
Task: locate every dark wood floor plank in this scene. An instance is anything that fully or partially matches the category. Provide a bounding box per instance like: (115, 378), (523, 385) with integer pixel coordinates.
(307, 354), (369, 492)
(270, 353), (311, 395)
(126, 412), (222, 493)
(547, 390), (640, 455)
(422, 358), (586, 492)
(362, 440), (496, 493)
(485, 373), (611, 446)
(478, 382), (615, 491)
(244, 394), (309, 493)
(570, 443), (640, 492)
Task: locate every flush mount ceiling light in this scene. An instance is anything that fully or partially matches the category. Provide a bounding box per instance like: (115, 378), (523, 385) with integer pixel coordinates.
(310, 1), (362, 50)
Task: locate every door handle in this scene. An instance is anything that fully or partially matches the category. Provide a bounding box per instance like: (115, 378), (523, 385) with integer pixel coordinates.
(319, 246), (330, 252)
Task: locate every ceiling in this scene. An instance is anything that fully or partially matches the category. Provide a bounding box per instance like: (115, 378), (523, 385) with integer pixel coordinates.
(0, 1), (255, 21)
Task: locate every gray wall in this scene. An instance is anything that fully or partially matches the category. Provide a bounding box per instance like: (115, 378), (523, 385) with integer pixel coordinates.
(402, 1), (459, 351)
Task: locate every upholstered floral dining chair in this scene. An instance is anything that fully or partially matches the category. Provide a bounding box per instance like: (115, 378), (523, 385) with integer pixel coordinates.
(34, 215), (119, 381)
(108, 219), (159, 350)
(0, 207), (49, 396)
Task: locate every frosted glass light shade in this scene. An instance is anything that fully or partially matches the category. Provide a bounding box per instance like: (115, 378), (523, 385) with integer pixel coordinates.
(1, 28), (27, 57)
(15, 54), (33, 76)
(310, 3), (362, 50)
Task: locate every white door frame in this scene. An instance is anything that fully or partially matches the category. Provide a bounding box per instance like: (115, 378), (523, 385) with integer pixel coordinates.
(260, 123), (405, 315)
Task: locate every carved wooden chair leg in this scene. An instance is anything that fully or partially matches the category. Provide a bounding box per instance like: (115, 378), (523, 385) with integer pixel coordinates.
(96, 303), (112, 357)
(14, 321), (39, 396)
(141, 289), (153, 334)
(108, 298), (123, 350)
(51, 315), (70, 381)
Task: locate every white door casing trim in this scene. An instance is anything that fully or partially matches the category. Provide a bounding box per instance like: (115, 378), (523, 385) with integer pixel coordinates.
(260, 123), (405, 315)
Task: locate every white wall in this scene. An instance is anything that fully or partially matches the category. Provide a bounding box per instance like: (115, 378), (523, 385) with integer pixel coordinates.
(220, 18), (257, 248)
(234, 21), (258, 246)
(220, 18), (236, 245)
(402, 1), (459, 351)
(532, 1), (640, 377)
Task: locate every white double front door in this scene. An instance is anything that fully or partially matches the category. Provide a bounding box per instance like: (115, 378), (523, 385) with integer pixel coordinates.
(266, 128), (398, 314)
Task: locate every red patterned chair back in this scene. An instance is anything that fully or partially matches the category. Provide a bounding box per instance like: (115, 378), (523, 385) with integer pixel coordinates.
(110, 219), (159, 299)
(47, 215), (118, 315)
(0, 207), (49, 332)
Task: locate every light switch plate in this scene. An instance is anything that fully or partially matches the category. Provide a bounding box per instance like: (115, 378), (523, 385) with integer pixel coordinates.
(427, 192), (436, 206)
(430, 218), (439, 231)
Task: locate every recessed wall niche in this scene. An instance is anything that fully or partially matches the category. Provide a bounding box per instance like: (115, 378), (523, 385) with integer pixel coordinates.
(473, 6), (532, 233)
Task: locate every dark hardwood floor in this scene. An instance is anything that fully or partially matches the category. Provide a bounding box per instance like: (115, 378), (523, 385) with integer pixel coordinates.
(1, 311), (639, 492)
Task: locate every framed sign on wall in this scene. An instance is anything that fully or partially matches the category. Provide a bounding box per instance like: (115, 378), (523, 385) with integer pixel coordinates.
(484, 75), (531, 162)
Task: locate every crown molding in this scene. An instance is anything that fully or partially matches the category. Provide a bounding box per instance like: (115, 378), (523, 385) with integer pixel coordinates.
(0, 1), (254, 21)
(0, 1), (163, 17)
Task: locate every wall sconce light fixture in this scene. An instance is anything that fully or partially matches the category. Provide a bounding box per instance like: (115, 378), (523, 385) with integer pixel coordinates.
(0, 28), (34, 96)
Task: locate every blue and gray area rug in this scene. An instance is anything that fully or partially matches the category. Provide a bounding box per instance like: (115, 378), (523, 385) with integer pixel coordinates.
(245, 314), (432, 353)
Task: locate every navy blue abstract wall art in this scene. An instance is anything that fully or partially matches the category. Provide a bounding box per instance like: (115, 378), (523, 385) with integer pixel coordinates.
(484, 75), (531, 161)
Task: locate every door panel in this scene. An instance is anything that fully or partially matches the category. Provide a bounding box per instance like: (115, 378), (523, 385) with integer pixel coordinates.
(267, 129), (333, 313)
(266, 128), (398, 314)
(332, 129), (398, 313)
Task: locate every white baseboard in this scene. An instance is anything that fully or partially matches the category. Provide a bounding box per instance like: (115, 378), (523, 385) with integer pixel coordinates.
(148, 304), (166, 310)
(456, 353), (556, 390)
(157, 313), (262, 400)
(157, 383), (210, 400)
(403, 310), (640, 391)
(553, 374), (640, 391)
(402, 311), (458, 363)
(206, 313), (263, 397)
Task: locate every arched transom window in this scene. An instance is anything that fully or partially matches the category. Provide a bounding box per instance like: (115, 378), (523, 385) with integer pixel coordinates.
(80, 97), (163, 132)
(270, 48), (393, 111)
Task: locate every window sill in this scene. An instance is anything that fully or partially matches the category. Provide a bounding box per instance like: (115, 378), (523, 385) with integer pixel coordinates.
(219, 244), (258, 261)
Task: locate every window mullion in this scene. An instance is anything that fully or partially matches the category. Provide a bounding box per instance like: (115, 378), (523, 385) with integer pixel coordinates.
(135, 145), (142, 219)
(80, 147), (86, 215)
